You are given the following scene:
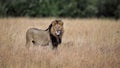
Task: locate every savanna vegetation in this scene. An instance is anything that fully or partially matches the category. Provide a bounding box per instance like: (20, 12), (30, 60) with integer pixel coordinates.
(0, 18), (120, 68)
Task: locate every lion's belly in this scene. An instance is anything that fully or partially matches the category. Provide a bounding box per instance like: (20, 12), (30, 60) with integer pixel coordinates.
(32, 30), (51, 46)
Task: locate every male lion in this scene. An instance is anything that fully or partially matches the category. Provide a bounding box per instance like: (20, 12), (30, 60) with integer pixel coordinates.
(26, 20), (64, 49)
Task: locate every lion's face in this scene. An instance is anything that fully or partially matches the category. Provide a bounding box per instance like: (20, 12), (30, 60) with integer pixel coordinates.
(51, 20), (64, 37)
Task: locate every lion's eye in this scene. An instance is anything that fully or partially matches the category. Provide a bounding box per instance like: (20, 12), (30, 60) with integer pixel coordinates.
(54, 26), (57, 29)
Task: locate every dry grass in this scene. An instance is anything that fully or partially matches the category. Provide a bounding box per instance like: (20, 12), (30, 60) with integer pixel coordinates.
(0, 18), (120, 68)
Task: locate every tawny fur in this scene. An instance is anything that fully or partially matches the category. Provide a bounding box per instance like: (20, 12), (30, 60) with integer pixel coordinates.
(26, 20), (64, 49)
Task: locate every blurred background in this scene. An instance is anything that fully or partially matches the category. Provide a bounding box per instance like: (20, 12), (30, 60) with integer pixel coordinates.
(0, 0), (120, 19)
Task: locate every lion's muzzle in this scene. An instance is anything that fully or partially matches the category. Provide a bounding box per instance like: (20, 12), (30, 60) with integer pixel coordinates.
(56, 30), (61, 36)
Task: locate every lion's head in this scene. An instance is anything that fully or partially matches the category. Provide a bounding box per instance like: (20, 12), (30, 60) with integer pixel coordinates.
(50, 20), (64, 38)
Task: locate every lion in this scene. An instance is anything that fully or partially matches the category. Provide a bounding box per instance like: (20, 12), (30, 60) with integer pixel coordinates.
(26, 20), (64, 49)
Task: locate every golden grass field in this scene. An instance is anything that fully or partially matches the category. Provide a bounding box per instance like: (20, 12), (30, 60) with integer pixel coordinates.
(0, 18), (120, 68)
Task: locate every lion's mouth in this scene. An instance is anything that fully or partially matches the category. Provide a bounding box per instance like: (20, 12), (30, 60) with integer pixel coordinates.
(56, 30), (61, 36)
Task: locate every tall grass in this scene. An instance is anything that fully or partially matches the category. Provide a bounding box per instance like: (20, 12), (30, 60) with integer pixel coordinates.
(0, 18), (120, 68)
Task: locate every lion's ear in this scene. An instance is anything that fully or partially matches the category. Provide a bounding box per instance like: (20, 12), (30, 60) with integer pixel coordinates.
(58, 20), (63, 26)
(59, 20), (63, 26)
(51, 20), (56, 26)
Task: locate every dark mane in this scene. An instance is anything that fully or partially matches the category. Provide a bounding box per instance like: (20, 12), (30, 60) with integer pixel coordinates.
(45, 23), (61, 49)
(45, 24), (52, 31)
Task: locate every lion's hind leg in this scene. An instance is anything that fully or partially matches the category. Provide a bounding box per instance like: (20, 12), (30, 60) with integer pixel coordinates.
(26, 38), (31, 49)
(26, 33), (32, 49)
